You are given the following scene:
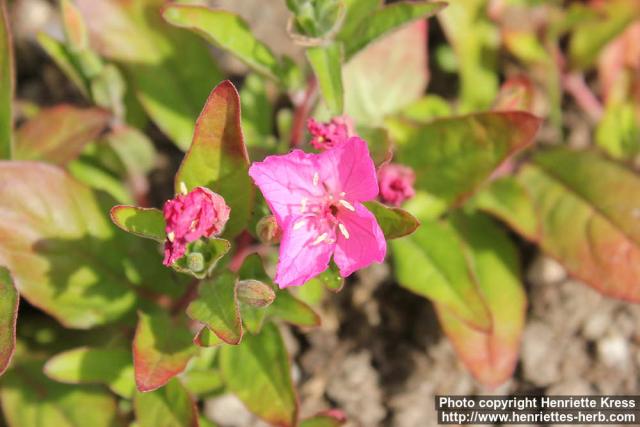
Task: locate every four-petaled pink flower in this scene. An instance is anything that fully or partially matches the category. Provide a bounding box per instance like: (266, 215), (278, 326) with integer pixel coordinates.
(378, 163), (416, 207)
(163, 186), (230, 266)
(249, 137), (387, 288)
(307, 115), (355, 151)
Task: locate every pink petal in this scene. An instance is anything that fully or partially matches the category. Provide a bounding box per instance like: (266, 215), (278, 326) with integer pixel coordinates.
(275, 219), (335, 288)
(248, 150), (324, 225)
(333, 202), (386, 277)
(318, 137), (379, 202)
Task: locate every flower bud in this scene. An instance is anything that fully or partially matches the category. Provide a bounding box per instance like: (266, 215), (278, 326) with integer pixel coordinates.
(237, 279), (276, 308)
(307, 115), (355, 151)
(377, 163), (416, 207)
(162, 186), (231, 266)
(256, 215), (282, 244)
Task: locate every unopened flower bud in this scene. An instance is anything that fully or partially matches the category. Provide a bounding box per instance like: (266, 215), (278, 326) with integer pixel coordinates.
(256, 215), (282, 244)
(377, 163), (416, 207)
(307, 115), (355, 151)
(162, 186), (230, 266)
(237, 279), (276, 308)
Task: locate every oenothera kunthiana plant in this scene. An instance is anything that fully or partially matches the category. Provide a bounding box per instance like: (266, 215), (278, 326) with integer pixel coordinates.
(0, 0), (640, 425)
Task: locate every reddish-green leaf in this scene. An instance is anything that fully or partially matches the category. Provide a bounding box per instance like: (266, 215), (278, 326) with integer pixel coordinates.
(110, 206), (165, 242)
(44, 347), (135, 398)
(187, 272), (243, 345)
(0, 267), (17, 376)
(435, 211), (526, 388)
(391, 111), (541, 206)
(14, 105), (109, 166)
(364, 200), (420, 239)
(0, 0), (13, 159)
(1, 360), (119, 427)
(75, 0), (224, 150)
(175, 80), (254, 238)
(512, 148), (640, 301)
(193, 326), (223, 348)
(300, 413), (346, 427)
(391, 219), (492, 332)
(133, 311), (197, 392)
(219, 322), (298, 427)
(343, 21), (428, 123)
(0, 162), (156, 328)
(134, 378), (199, 427)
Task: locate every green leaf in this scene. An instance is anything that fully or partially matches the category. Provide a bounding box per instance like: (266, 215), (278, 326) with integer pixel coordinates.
(219, 322), (298, 427)
(175, 80), (254, 239)
(0, 266), (17, 376)
(44, 347), (135, 398)
(1, 360), (119, 427)
(134, 378), (198, 427)
(341, 1), (445, 59)
(14, 105), (110, 165)
(338, 0), (380, 40)
(512, 148), (640, 301)
(436, 211), (526, 387)
(193, 326), (223, 348)
(67, 159), (133, 204)
(472, 177), (538, 238)
(0, 162), (181, 328)
(343, 21), (428, 123)
(0, 0), (13, 159)
(392, 111), (541, 206)
(300, 414), (346, 427)
(569, 0), (640, 69)
(37, 32), (90, 97)
(162, 5), (282, 81)
(110, 206), (165, 242)
(76, 0), (224, 150)
(306, 43), (344, 115)
(391, 218), (492, 332)
(172, 238), (231, 279)
(133, 311), (197, 392)
(438, 0), (499, 111)
(187, 272), (243, 345)
(596, 101), (640, 160)
(364, 200), (419, 239)
(269, 290), (321, 327)
(240, 73), (274, 147)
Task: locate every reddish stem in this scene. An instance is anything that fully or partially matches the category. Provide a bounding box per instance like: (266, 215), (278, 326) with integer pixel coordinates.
(290, 77), (319, 148)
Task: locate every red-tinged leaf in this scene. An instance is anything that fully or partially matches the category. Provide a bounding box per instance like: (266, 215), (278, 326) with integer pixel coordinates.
(15, 106), (110, 166)
(193, 326), (223, 348)
(300, 411), (347, 427)
(512, 148), (640, 301)
(219, 322), (298, 427)
(133, 311), (197, 392)
(492, 76), (536, 113)
(60, 0), (89, 50)
(0, 0), (14, 159)
(175, 80), (254, 239)
(134, 378), (199, 427)
(0, 162), (175, 328)
(436, 211), (526, 388)
(391, 111), (541, 206)
(187, 272), (243, 345)
(75, 0), (224, 150)
(391, 219), (492, 332)
(343, 21), (428, 123)
(1, 360), (120, 427)
(0, 267), (18, 376)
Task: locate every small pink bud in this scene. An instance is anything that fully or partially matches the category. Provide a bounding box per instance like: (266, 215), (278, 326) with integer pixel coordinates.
(377, 163), (416, 207)
(307, 115), (355, 151)
(256, 215), (282, 244)
(162, 186), (230, 266)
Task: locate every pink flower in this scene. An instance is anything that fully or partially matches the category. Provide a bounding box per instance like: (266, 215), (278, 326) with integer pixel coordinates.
(307, 115), (355, 151)
(249, 137), (387, 288)
(162, 186), (230, 266)
(377, 163), (416, 207)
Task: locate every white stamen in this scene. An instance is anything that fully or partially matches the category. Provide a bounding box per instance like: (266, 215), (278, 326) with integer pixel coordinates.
(339, 199), (355, 211)
(300, 197), (308, 213)
(167, 231), (175, 242)
(293, 220), (306, 230)
(313, 172), (319, 186)
(340, 192), (346, 197)
(312, 233), (328, 245)
(179, 181), (188, 195)
(338, 223), (350, 239)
